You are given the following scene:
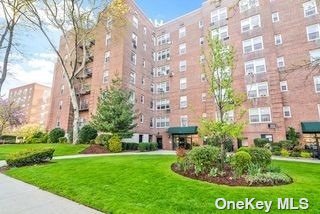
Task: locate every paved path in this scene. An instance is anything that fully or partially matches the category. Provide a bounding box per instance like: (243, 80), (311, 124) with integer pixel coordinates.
(0, 173), (102, 214)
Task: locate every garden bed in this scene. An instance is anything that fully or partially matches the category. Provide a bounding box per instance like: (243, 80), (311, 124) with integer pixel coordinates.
(80, 144), (108, 154)
(171, 163), (293, 187)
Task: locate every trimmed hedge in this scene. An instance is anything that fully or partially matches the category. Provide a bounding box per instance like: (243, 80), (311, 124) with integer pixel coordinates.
(0, 135), (16, 144)
(231, 151), (252, 176)
(48, 128), (65, 144)
(6, 148), (55, 167)
(122, 142), (139, 151)
(238, 147), (272, 169)
(253, 138), (270, 148)
(187, 146), (220, 174)
(138, 142), (158, 152)
(108, 135), (122, 153)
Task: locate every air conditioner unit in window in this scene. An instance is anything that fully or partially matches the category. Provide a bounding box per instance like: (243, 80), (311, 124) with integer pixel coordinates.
(166, 57), (171, 61)
(169, 72), (174, 77)
(167, 41), (172, 44)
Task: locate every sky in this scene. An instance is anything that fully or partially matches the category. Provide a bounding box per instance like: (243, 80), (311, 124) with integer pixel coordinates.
(0, 0), (204, 97)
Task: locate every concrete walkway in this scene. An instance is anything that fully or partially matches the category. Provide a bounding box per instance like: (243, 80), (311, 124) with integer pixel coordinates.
(0, 173), (102, 214)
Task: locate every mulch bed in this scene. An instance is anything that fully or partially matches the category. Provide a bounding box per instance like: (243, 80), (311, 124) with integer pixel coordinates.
(80, 144), (108, 154)
(171, 163), (290, 187)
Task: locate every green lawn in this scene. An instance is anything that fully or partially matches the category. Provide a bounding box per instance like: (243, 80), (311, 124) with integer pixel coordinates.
(0, 144), (89, 160)
(6, 155), (320, 214)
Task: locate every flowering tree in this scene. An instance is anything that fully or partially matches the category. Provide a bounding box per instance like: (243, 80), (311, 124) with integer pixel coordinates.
(0, 98), (24, 136)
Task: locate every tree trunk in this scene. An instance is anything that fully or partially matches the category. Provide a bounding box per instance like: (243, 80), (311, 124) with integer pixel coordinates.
(220, 141), (226, 170)
(68, 83), (80, 144)
(0, 26), (14, 95)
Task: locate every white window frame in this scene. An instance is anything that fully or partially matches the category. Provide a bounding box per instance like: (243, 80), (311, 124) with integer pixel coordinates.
(103, 70), (109, 84)
(246, 82), (269, 98)
(130, 51), (137, 65)
(105, 51), (111, 63)
(180, 96), (188, 109)
(242, 36), (264, 54)
(304, 0), (318, 17)
(180, 115), (189, 127)
(283, 106), (292, 118)
(156, 65), (170, 77)
(180, 78), (187, 90)
(239, 0), (259, 13)
(105, 33), (111, 46)
(249, 107), (272, 124)
(156, 117), (170, 128)
(130, 72), (136, 85)
(179, 60), (187, 72)
(179, 27), (186, 38)
(133, 15), (139, 29)
(307, 24), (320, 41)
(211, 26), (229, 40)
(211, 7), (227, 23)
(272, 12), (280, 23)
(179, 43), (186, 55)
(277, 57), (285, 68)
(241, 14), (261, 33)
(314, 76), (320, 93)
(202, 93), (207, 102)
(280, 81), (288, 92)
(274, 34), (282, 45)
(244, 58), (266, 75)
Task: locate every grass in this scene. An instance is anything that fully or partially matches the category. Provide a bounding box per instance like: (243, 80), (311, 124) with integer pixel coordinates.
(6, 155), (320, 214)
(0, 144), (89, 160)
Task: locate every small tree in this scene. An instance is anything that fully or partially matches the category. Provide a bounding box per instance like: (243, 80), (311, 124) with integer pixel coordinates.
(91, 78), (136, 139)
(198, 35), (245, 169)
(78, 125), (97, 144)
(48, 128), (65, 144)
(0, 98), (24, 136)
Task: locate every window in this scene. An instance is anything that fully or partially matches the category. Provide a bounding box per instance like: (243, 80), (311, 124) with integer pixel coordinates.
(156, 65), (170, 77)
(129, 91), (135, 103)
(242, 36), (264, 53)
(157, 49), (170, 61)
(241, 14), (261, 32)
(277, 57), (285, 68)
(180, 96), (188, 108)
(130, 51), (137, 65)
(143, 43), (147, 51)
(179, 43), (186, 55)
(200, 37), (204, 45)
(105, 33), (111, 46)
(179, 60), (187, 72)
(180, 115), (188, 127)
(141, 95), (145, 104)
(244, 58), (266, 75)
(130, 72), (136, 85)
(280, 81), (288, 92)
(156, 99), (170, 110)
(304, 0), (318, 17)
(140, 114), (144, 123)
(202, 93), (207, 102)
(142, 59), (146, 68)
(131, 33), (138, 49)
(212, 26), (229, 40)
(216, 111), (235, 122)
(239, 0), (259, 12)
(274, 34), (282, 45)
(156, 82), (169, 93)
(283, 106), (292, 118)
(60, 85), (64, 95)
(310, 49), (320, 65)
(59, 100), (63, 110)
(211, 7), (227, 23)
(56, 117), (60, 127)
(103, 70), (109, 84)
(156, 117), (170, 128)
(179, 27), (186, 38)
(143, 26), (147, 35)
(314, 76), (320, 92)
(272, 12), (279, 22)
(246, 82), (269, 98)
(199, 20), (203, 28)
(105, 51), (110, 63)
(180, 78), (187, 90)
(200, 55), (205, 64)
(249, 107), (272, 123)
(133, 15), (139, 29)
(142, 77), (145, 85)
(150, 118), (154, 128)
(307, 24), (320, 41)
(201, 74), (206, 82)
(157, 33), (170, 46)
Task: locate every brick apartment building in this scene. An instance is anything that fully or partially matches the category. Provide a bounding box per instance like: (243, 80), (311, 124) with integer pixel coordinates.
(9, 83), (51, 128)
(48, 0), (320, 149)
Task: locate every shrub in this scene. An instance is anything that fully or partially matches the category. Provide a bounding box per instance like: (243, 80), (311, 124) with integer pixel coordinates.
(254, 138), (270, 148)
(266, 165), (281, 173)
(301, 151), (312, 158)
(247, 164), (261, 176)
(209, 167), (219, 177)
(6, 148), (55, 167)
(187, 146), (220, 175)
(78, 125), (98, 144)
(273, 151), (281, 156)
(108, 135), (122, 153)
(48, 128), (65, 144)
(245, 172), (292, 186)
(14, 124), (45, 143)
(238, 147), (272, 169)
(58, 137), (68, 144)
(281, 149), (290, 157)
(150, 142), (158, 151)
(95, 134), (112, 146)
(231, 151), (252, 177)
(290, 151), (301, 157)
(272, 145), (281, 152)
(279, 140), (295, 150)
(122, 142), (139, 151)
(138, 142), (158, 152)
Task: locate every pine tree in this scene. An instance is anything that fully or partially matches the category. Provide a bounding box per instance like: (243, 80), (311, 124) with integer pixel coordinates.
(91, 78), (136, 139)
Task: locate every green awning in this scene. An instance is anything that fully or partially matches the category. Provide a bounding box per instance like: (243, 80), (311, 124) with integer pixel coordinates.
(301, 122), (320, 133)
(167, 126), (198, 135)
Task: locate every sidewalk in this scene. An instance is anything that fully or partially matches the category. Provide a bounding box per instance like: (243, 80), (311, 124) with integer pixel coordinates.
(0, 173), (102, 214)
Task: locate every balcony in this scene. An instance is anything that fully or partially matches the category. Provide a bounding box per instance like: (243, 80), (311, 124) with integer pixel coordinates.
(76, 85), (91, 95)
(77, 68), (92, 79)
(79, 102), (89, 112)
(79, 40), (95, 49)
